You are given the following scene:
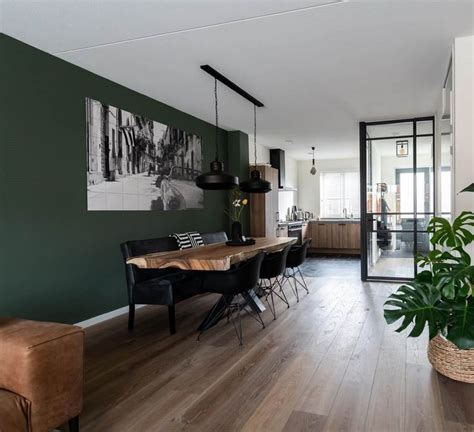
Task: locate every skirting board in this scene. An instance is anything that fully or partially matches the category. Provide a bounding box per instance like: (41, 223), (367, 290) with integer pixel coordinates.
(75, 305), (145, 328)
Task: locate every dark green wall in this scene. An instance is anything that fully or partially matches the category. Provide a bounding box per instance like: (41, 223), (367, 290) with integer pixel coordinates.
(0, 34), (248, 324)
(227, 131), (250, 235)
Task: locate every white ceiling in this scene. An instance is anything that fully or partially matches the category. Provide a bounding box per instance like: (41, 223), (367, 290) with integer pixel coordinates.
(2, 0), (473, 160)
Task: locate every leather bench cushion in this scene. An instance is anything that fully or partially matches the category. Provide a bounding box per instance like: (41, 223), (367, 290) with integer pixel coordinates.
(0, 388), (30, 432)
(134, 272), (203, 305)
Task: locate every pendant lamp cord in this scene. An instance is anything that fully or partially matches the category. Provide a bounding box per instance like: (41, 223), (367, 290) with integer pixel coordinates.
(214, 78), (219, 160)
(254, 104), (257, 170)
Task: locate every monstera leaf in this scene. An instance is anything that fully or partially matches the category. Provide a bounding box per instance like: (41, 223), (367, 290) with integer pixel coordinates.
(446, 298), (474, 349)
(460, 183), (474, 193)
(428, 212), (474, 248)
(431, 247), (474, 299)
(384, 272), (449, 339)
(416, 249), (444, 269)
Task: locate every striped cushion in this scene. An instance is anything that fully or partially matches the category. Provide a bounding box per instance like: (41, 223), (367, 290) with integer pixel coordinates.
(187, 231), (204, 248)
(170, 232), (204, 250)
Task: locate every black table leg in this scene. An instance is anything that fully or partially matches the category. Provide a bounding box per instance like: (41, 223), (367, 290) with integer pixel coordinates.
(197, 289), (265, 332)
(241, 289), (266, 314)
(197, 295), (229, 331)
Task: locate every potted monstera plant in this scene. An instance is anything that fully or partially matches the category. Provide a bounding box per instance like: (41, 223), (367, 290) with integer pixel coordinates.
(384, 184), (474, 383)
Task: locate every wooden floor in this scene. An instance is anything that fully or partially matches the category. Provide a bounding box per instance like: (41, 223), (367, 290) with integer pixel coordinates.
(80, 258), (474, 432)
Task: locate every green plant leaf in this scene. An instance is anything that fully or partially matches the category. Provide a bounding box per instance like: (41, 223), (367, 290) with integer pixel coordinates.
(431, 247), (474, 299)
(427, 212), (474, 248)
(384, 280), (447, 339)
(446, 298), (474, 349)
(460, 183), (474, 193)
(416, 250), (443, 269)
(385, 213), (474, 350)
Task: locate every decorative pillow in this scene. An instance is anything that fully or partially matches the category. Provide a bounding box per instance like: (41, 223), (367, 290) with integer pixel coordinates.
(170, 231), (204, 250)
(187, 231), (204, 248)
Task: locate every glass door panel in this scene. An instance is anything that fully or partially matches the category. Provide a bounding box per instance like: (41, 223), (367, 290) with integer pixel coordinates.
(416, 135), (434, 214)
(367, 231), (415, 279)
(361, 117), (435, 281)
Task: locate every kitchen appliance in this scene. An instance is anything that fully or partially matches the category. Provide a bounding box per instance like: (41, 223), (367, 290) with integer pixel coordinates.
(291, 206), (298, 221)
(287, 222), (303, 242)
(270, 149), (286, 188)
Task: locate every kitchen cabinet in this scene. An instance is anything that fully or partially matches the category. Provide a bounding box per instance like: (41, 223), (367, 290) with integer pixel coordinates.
(250, 165), (279, 238)
(302, 223), (310, 240)
(309, 221), (360, 254)
(311, 222), (331, 248)
(347, 223), (361, 249)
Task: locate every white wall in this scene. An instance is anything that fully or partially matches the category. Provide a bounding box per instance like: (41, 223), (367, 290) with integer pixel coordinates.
(278, 154), (298, 219)
(250, 142), (270, 165)
(297, 158), (359, 217)
(452, 35), (474, 216)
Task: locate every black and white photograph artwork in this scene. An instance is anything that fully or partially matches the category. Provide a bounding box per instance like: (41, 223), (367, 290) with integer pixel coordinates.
(86, 98), (203, 211)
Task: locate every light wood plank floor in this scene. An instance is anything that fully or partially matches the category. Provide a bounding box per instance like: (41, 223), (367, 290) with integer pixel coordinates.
(80, 258), (474, 432)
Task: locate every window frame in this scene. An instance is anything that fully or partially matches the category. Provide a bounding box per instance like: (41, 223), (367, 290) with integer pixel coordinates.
(320, 169), (360, 218)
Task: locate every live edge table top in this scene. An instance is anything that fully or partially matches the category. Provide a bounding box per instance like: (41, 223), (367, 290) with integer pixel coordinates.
(126, 237), (297, 271)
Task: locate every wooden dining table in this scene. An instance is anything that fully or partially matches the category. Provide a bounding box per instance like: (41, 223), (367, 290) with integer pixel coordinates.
(127, 237), (297, 271)
(127, 237), (297, 331)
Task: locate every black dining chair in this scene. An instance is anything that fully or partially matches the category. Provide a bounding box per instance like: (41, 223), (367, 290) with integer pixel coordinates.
(200, 231), (228, 245)
(258, 244), (292, 320)
(283, 238), (312, 302)
(121, 236), (201, 335)
(198, 252), (265, 346)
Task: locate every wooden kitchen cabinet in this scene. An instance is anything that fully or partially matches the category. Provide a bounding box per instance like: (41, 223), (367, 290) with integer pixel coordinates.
(347, 223), (361, 249)
(311, 223), (331, 248)
(309, 221), (360, 254)
(250, 165), (279, 238)
(302, 223), (310, 240)
(331, 223), (345, 249)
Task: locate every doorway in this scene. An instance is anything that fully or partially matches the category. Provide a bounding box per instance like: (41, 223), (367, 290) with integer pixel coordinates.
(359, 117), (435, 281)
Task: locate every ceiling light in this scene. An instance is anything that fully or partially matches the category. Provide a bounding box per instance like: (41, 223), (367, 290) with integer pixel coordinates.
(240, 105), (271, 194)
(396, 140), (409, 158)
(310, 146), (317, 175)
(196, 79), (239, 190)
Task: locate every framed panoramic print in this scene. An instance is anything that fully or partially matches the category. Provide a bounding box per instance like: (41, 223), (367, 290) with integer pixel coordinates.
(85, 98), (203, 211)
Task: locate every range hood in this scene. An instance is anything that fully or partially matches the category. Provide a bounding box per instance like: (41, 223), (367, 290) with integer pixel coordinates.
(270, 149), (285, 188)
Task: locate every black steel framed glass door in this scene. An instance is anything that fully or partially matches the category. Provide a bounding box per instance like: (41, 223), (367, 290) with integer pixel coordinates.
(359, 117), (435, 281)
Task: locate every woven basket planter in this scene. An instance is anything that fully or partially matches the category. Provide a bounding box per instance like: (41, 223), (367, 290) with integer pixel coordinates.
(428, 334), (474, 383)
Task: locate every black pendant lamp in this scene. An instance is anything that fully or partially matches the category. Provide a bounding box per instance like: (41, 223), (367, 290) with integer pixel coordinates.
(196, 79), (239, 190)
(240, 105), (271, 193)
(310, 147), (317, 175)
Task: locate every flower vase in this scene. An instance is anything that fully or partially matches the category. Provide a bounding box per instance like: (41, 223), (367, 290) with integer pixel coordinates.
(231, 221), (243, 243)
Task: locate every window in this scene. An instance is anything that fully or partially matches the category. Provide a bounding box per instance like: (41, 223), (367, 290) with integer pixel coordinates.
(320, 171), (360, 218)
(396, 168), (434, 214)
(399, 171), (425, 213)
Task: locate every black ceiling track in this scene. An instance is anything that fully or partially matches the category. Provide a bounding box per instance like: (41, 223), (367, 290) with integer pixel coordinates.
(200, 65), (264, 107)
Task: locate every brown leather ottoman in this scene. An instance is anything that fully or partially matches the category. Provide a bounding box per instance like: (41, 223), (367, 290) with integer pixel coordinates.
(0, 318), (84, 432)
(0, 388), (30, 432)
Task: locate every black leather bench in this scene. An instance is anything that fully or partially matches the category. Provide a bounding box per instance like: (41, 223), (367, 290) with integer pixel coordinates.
(121, 231), (228, 334)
